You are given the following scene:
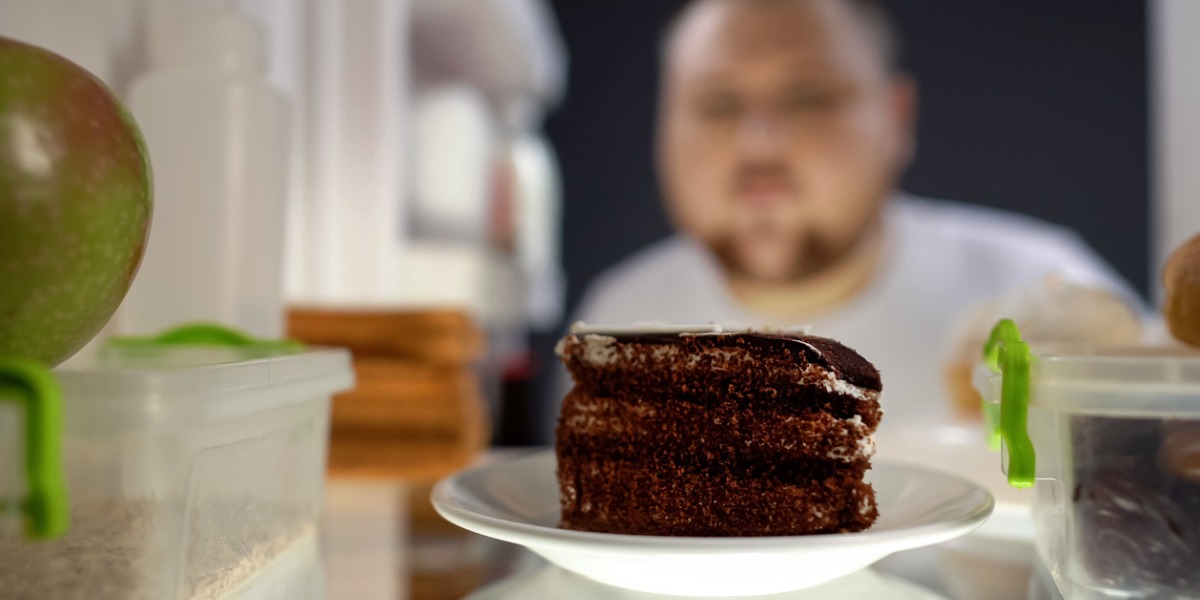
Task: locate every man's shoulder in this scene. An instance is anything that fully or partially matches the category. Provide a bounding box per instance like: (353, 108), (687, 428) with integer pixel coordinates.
(891, 194), (1138, 302)
(892, 195), (1107, 269)
(894, 195), (1080, 246)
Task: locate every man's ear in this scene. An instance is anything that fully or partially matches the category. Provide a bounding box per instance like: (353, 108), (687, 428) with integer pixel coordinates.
(889, 74), (918, 168)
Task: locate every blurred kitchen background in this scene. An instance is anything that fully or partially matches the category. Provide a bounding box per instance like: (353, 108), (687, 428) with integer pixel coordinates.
(0, 0), (1196, 452)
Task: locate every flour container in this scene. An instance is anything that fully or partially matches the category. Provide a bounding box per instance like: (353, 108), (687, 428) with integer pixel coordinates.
(0, 343), (353, 600)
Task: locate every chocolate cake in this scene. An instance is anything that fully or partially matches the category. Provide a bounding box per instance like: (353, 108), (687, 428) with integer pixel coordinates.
(554, 324), (883, 537)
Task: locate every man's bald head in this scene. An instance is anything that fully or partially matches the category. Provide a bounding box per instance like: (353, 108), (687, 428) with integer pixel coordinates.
(655, 0), (916, 285)
(663, 0), (899, 76)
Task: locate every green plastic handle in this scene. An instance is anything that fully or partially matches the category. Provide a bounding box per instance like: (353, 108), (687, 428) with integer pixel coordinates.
(984, 319), (1036, 488)
(0, 357), (69, 539)
(107, 323), (304, 352)
(983, 318), (1022, 374)
(982, 401), (1002, 451)
(981, 319), (1024, 450)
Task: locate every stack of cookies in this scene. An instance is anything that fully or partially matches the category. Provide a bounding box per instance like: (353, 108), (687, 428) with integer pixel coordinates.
(288, 308), (489, 479)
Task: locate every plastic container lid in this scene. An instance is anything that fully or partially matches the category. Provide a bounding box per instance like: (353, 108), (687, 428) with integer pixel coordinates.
(976, 319), (1200, 488)
(62, 347), (351, 433)
(976, 336), (1200, 419)
(1014, 349), (1200, 417)
(70, 323), (350, 431)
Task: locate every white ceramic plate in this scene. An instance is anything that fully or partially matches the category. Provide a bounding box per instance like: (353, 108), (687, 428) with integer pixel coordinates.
(875, 423), (1034, 543)
(432, 450), (993, 597)
(872, 424), (1037, 600)
(466, 562), (949, 600)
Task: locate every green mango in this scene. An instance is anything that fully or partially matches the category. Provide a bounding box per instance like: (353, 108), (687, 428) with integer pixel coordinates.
(0, 36), (152, 366)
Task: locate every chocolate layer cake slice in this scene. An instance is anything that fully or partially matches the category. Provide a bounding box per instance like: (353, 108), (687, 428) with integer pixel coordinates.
(555, 324), (882, 537)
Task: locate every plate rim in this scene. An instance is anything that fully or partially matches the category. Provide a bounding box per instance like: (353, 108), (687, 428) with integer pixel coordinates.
(431, 449), (994, 555)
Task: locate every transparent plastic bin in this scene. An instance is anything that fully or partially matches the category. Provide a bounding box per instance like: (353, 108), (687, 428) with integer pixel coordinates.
(0, 345), (353, 600)
(975, 328), (1200, 599)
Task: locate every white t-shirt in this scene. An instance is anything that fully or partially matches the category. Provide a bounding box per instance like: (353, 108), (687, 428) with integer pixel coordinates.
(554, 195), (1140, 437)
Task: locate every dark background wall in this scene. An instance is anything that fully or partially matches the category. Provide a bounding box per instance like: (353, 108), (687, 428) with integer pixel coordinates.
(517, 0), (1148, 443)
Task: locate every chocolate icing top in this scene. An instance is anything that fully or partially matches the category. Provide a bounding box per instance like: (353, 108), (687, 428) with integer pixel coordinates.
(569, 330), (882, 391)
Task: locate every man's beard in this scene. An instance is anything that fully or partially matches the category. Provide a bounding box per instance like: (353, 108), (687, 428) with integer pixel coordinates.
(705, 219), (876, 285)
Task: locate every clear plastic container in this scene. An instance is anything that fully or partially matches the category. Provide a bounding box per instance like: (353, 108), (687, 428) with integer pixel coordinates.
(975, 328), (1200, 599)
(0, 345), (353, 600)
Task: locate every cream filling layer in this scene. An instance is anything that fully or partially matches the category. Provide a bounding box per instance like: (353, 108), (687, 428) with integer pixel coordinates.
(564, 399), (876, 462)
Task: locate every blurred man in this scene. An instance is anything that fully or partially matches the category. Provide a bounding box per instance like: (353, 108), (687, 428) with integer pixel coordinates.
(567, 0), (1138, 430)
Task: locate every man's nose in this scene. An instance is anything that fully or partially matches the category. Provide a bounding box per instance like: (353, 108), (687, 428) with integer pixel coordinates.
(736, 111), (788, 158)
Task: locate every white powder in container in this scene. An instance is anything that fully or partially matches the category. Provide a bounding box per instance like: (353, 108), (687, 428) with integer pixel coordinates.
(0, 498), (311, 600)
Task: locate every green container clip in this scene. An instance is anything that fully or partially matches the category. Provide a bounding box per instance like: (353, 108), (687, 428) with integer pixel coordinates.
(982, 318), (1036, 489)
(0, 357), (68, 539)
